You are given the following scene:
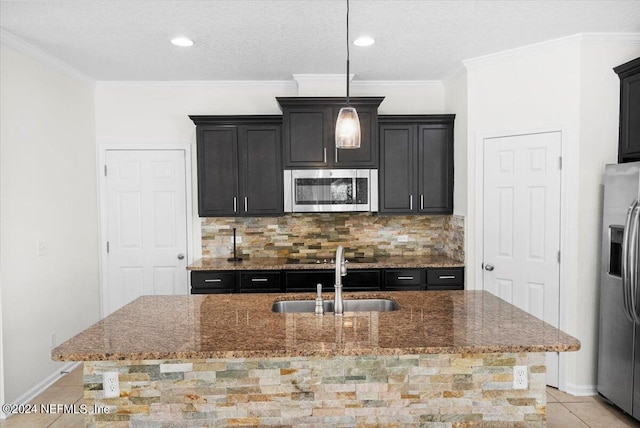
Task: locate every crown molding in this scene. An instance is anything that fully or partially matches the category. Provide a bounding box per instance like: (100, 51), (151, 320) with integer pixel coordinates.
(351, 80), (442, 88)
(579, 32), (640, 44)
(293, 73), (355, 82)
(95, 78), (441, 90)
(463, 32), (640, 70)
(0, 29), (94, 86)
(94, 80), (296, 88)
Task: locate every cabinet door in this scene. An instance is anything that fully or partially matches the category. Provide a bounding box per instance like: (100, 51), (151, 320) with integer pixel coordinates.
(619, 72), (640, 162)
(196, 126), (239, 216)
(239, 125), (283, 215)
(379, 125), (416, 213)
(333, 106), (378, 168)
(282, 107), (331, 167)
(417, 124), (453, 214)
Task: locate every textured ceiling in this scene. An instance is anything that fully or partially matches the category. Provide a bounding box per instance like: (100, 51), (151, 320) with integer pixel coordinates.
(1, 0), (639, 81)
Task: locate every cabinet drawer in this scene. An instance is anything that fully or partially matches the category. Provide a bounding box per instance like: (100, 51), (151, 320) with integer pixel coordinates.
(191, 271), (235, 292)
(285, 270), (333, 292)
(342, 270), (381, 291)
(426, 268), (464, 287)
(384, 269), (424, 289)
(239, 272), (282, 293)
(191, 287), (232, 294)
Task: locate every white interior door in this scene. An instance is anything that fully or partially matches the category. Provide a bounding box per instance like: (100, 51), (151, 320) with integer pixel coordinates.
(104, 149), (189, 315)
(482, 131), (561, 387)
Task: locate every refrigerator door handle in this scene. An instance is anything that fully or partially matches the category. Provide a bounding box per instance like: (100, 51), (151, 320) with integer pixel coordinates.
(622, 200), (638, 322)
(630, 204), (640, 323)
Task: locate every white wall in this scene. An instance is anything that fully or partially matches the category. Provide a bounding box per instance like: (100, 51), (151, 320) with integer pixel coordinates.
(462, 34), (640, 393)
(0, 45), (101, 403)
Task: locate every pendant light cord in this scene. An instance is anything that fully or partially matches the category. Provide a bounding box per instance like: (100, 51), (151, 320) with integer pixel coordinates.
(346, 0), (350, 105)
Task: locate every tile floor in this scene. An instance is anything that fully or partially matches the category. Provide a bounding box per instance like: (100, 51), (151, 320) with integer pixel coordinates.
(0, 365), (84, 428)
(0, 365), (639, 427)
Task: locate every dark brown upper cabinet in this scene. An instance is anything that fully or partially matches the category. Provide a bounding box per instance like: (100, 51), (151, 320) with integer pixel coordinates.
(190, 116), (283, 217)
(379, 115), (455, 215)
(615, 57), (640, 163)
(276, 97), (384, 168)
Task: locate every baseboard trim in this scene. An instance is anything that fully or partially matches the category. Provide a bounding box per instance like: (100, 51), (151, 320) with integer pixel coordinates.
(563, 382), (598, 397)
(0, 362), (81, 420)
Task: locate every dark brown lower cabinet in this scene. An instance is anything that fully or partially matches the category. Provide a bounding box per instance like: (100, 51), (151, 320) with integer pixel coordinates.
(191, 271), (235, 294)
(284, 270), (334, 293)
(384, 269), (425, 291)
(239, 272), (282, 293)
(426, 268), (465, 291)
(383, 267), (465, 291)
(191, 267), (463, 294)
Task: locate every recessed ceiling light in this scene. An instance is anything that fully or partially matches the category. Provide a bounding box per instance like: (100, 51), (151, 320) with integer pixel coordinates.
(354, 36), (375, 47)
(171, 37), (194, 47)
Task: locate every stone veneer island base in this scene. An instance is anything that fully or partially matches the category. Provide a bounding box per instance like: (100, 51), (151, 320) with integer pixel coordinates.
(52, 292), (579, 427)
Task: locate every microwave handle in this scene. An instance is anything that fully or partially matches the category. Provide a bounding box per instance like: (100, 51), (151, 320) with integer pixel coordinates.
(323, 148), (327, 164)
(335, 147), (338, 164)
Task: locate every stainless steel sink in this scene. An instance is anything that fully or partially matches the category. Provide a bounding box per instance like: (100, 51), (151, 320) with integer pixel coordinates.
(271, 298), (400, 313)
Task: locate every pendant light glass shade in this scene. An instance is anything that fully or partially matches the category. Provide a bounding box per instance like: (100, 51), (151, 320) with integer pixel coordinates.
(335, 106), (361, 149)
(336, 0), (361, 149)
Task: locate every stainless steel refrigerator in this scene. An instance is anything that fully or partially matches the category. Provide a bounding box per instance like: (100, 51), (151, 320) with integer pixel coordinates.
(598, 161), (640, 421)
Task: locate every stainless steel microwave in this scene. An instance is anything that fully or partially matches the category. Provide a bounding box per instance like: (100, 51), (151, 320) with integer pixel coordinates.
(284, 169), (378, 213)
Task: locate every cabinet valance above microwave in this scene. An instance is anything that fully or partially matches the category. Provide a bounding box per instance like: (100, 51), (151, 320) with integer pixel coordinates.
(276, 97), (385, 169)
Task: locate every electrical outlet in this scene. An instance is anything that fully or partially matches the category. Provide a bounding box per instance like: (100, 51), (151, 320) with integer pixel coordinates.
(397, 235), (409, 242)
(49, 332), (56, 349)
(513, 365), (528, 390)
(103, 372), (120, 398)
(230, 236), (242, 244)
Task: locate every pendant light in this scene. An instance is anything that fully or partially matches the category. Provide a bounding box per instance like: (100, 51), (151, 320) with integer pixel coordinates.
(335, 0), (361, 149)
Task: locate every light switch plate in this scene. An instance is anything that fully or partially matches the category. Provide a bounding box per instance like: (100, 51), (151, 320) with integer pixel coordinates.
(36, 240), (48, 257)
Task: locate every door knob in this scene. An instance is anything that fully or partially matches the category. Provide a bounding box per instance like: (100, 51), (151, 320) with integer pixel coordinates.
(177, 253), (185, 260)
(484, 263), (494, 271)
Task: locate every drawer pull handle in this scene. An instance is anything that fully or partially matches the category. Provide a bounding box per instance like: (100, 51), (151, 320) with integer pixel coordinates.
(251, 278), (268, 282)
(204, 279), (222, 283)
(438, 275), (456, 279)
(398, 276), (414, 280)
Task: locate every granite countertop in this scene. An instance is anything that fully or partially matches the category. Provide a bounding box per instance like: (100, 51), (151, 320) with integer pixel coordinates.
(187, 255), (464, 271)
(52, 291), (579, 361)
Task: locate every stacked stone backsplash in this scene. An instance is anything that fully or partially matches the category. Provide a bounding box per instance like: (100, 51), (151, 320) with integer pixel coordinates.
(202, 214), (464, 262)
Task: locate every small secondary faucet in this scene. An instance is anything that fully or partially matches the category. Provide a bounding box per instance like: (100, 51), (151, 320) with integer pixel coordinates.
(315, 283), (324, 315)
(334, 245), (347, 315)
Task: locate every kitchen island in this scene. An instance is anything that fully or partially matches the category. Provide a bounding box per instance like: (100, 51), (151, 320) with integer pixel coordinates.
(52, 291), (579, 427)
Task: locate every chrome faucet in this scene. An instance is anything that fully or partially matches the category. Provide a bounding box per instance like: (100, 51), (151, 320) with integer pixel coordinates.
(334, 245), (347, 315)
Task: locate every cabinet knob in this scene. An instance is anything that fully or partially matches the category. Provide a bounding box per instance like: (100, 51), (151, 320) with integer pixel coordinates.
(177, 253), (185, 260)
(484, 264), (494, 271)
